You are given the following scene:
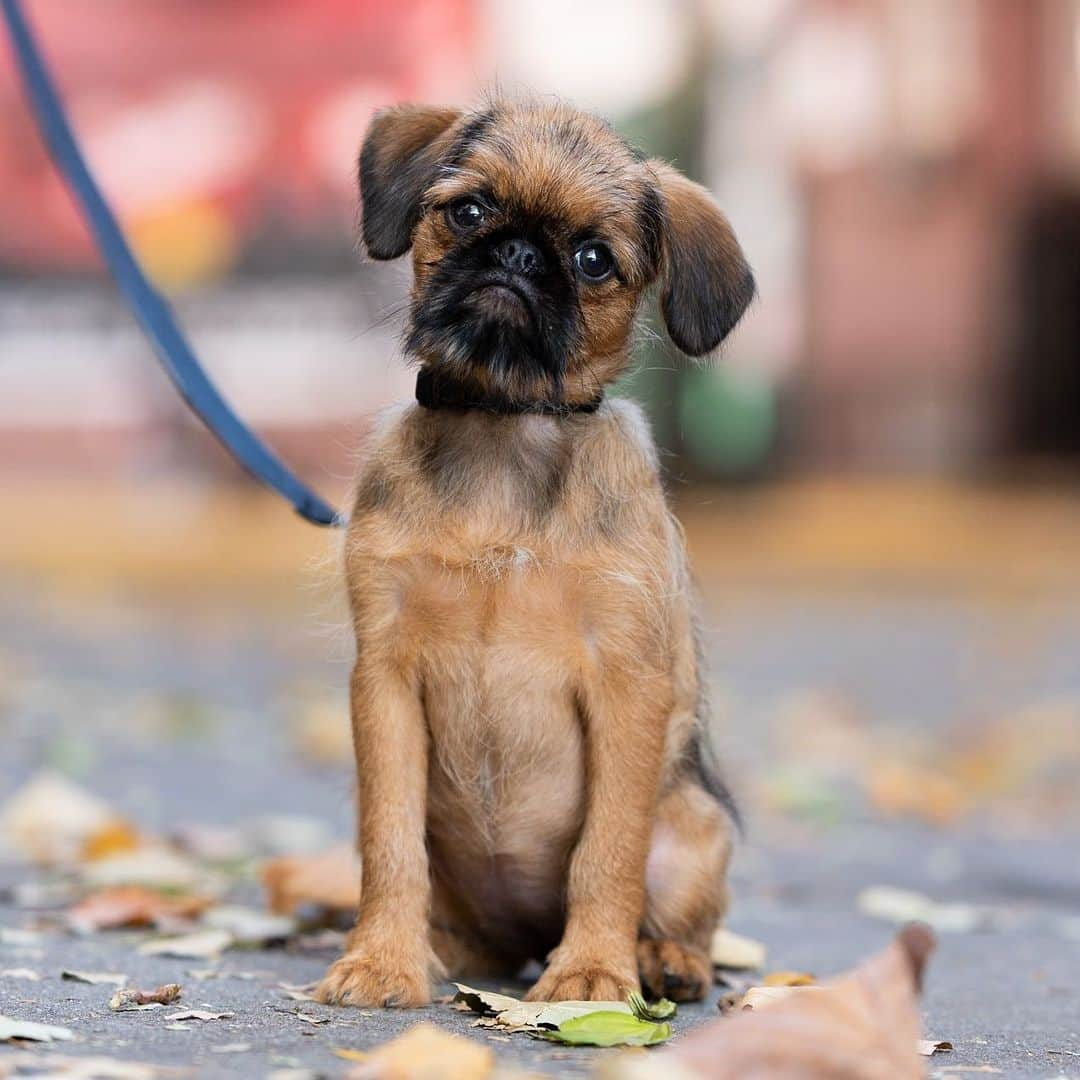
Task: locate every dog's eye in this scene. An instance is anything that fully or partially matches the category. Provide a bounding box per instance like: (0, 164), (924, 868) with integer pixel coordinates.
(574, 243), (614, 282)
(447, 198), (486, 232)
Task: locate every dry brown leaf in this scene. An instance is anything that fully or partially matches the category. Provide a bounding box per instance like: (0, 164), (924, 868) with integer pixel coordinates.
(710, 928), (767, 971)
(342, 1022), (494, 1079)
(261, 844), (359, 916)
(163, 1009), (234, 1022)
(610, 924), (936, 1080)
(109, 984), (183, 1012)
(917, 1039), (953, 1056)
(67, 885), (211, 933)
(139, 929), (233, 959)
(762, 971), (817, 987)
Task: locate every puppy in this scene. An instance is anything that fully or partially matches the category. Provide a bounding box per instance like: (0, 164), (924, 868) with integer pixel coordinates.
(315, 99), (755, 1008)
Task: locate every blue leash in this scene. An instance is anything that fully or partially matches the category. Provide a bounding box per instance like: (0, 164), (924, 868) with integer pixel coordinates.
(1, 0), (340, 527)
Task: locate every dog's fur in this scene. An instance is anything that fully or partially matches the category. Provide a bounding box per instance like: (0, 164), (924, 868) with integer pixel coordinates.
(315, 99), (755, 1008)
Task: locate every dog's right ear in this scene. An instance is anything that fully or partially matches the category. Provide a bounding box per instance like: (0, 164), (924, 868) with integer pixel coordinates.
(358, 104), (462, 260)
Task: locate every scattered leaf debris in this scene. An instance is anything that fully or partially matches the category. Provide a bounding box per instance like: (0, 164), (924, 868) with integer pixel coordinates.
(67, 885), (211, 933)
(62, 969), (128, 986)
(918, 1038), (955, 1056)
(337, 1022), (492, 1078)
(710, 927), (768, 971)
(163, 1009), (234, 1022)
(857, 886), (981, 933)
(0, 1015), (75, 1043)
(109, 984), (183, 1012)
(138, 929), (233, 959)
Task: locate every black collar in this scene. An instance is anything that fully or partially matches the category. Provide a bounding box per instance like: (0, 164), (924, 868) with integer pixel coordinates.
(415, 369), (603, 417)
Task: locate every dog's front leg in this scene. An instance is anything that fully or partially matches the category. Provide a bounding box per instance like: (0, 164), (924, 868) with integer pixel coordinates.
(526, 660), (669, 1002)
(316, 658), (438, 1007)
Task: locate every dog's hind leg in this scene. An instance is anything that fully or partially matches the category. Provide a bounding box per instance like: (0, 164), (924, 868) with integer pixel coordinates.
(637, 779), (733, 1001)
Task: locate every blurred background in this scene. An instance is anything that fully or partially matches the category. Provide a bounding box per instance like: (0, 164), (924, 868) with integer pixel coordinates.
(2, 0), (1080, 1019)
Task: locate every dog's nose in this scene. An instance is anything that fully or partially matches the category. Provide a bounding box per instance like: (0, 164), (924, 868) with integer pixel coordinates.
(493, 237), (544, 276)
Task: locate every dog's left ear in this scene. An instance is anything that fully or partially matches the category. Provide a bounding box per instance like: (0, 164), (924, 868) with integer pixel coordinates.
(649, 162), (756, 357)
(358, 104), (463, 260)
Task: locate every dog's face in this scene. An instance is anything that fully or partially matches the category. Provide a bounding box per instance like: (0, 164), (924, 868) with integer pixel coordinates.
(358, 101), (755, 405)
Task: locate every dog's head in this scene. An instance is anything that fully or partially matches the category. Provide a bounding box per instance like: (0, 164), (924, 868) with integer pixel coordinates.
(359, 100), (755, 406)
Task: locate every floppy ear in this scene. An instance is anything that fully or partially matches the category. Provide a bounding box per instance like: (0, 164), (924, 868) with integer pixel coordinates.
(358, 104), (462, 260)
(649, 161), (756, 357)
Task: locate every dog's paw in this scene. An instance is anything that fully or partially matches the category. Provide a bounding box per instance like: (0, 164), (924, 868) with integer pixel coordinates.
(315, 947), (431, 1008)
(526, 956), (638, 1003)
(636, 938), (710, 1002)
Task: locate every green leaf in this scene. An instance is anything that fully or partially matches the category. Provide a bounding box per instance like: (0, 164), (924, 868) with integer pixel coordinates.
(540, 1010), (672, 1047)
(626, 990), (677, 1021)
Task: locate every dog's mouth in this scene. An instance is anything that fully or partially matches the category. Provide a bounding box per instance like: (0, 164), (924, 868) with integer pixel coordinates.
(461, 276), (536, 330)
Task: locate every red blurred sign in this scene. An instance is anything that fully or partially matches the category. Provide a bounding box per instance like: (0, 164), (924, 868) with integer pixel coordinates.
(0, 0), (477, 275)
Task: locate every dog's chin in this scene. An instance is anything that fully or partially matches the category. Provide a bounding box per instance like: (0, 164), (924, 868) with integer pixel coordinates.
(463, 284), (533, 331)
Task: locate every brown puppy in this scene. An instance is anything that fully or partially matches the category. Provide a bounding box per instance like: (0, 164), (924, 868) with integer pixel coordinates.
(315, 99), (755, 1008)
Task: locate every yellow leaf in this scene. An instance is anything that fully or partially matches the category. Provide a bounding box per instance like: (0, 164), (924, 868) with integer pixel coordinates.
(82, 820), (140, 861)
(710, 928), (767, 971)
(341, 1023), (493, 1079)
(762, 971), (816, 987)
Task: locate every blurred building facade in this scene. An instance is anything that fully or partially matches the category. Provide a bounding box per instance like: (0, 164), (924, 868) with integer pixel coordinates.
(2, 0), (1078, 483)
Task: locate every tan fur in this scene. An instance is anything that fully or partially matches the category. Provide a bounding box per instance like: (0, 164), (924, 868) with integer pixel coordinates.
(316, 101), (749, 1008)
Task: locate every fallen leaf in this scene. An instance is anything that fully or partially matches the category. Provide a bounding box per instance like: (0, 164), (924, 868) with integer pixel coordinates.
(138, 929), (233, 959)
(452, 983), (531, 1017)
(295, 1012), (331, 1025)
(740, 985), (825, 1010)
(80, 845), (209, 892)
(279, 982), (319, 1002)
(62, 969), (128, 986)
(340, 1022), (493, 1079)
(163, 1009), (234, 1022)
(0, 1015), (75, 1043)
(857, 886), (981, 933)
(710, 928), (767, 971)
(260, 844), (359, 916)
(0, 968), (40, 981)
(82, 820), (141, 861)
(67, 885), (211, 933)
(453, 983), (634, 1030)
(109, 984), (183, 1012)
(540, 1011), (672, 1047)
(2, 1052), (162, 1079)
(202, 904), (295, 945)
(0, 771), (120, 864)
(334, 1048), (369, 1062)
(610, 924), (936, 1079)
(762, 971), (816, 987)
(917, 1039), (954, 1056)
(627, 991), (677, 1021)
